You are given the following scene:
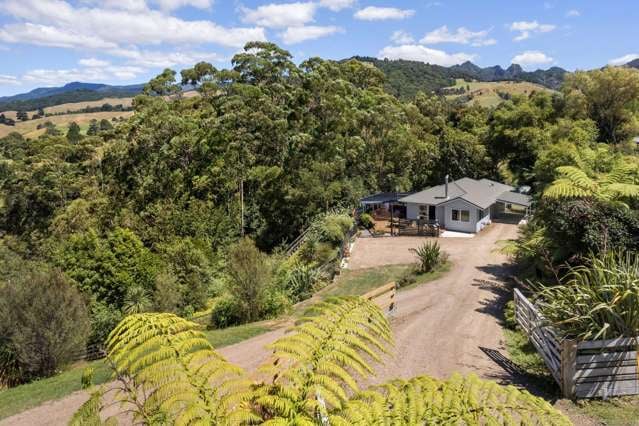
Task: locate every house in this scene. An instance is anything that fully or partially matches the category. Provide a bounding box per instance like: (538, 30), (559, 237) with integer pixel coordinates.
(360, 191), (414, 218)
(398, 176), (532, 233)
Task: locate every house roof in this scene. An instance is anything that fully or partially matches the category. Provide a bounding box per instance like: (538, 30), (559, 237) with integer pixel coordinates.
(399, 177), (531, 209)
(360, 191), (415, 204)
(496, 190), (533, 207)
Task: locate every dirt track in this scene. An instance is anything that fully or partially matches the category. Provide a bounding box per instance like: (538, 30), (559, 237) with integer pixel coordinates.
(1, 222), (546, 425)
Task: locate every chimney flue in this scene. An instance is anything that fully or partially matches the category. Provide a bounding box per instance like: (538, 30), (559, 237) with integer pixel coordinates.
(445, 174), (449, 199)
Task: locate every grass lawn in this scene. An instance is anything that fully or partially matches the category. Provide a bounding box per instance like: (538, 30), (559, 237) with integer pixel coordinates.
(204, 323), (274, 348)
(578, 397), (639, 425)
(323, 261), (450, 298)
(0, 360), (111, 420)
(0, 323), (273, 420)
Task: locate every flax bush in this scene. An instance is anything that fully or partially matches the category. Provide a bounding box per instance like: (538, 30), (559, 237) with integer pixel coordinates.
(536, 251), (639, 340)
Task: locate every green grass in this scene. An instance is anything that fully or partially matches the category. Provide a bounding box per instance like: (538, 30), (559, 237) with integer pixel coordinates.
(319, 261), (451, 299)
(0, 360), (111, 420)
(204, 323), (273, 348)
(578, 397), (639, 425)
(503, 328), (552, 378)
(0, 322), (273, 420)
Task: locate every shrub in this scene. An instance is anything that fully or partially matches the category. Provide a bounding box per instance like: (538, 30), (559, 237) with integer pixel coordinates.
(209, 295), (244, 329)
(504, 300), (517, 330)
(359, 213), (374, 230)
(537, 251), (639, 340)
(282, 262), (321, 303)
(225, 238), (273, 323)
(410, 241), (444, 273)
(81, 367), (94, 389)
(0, 268), (90, 383)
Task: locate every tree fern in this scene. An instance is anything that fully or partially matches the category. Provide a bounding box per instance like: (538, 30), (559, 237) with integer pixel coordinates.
(76, 313), (256, 425)
(331, 374), (571, 425)
(72, 298), (569, 425)
(254, 297), (392, 423)
(544, 164), (639, 202)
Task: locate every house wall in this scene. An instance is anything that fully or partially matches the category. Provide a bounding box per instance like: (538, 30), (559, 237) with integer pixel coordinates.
(405, 203), (420, 220)
(475, 207), (491, 232)
(442, 199), (478, 233)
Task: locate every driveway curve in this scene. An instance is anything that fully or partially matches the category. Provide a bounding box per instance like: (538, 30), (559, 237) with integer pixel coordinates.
(1, 223), (520, 425)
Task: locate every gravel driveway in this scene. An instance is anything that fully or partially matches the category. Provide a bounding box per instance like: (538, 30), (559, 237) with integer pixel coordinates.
(1, 223), (522, 425)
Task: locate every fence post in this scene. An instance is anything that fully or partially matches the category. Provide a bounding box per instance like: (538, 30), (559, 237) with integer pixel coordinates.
(561, 339), (577, 399)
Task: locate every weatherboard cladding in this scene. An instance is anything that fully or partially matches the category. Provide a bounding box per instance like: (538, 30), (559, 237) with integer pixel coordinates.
(399, 177), (529, 209)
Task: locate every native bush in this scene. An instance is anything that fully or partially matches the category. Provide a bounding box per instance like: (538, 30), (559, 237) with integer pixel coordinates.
(536, 251), (639, 341)
(410, 241), (445, 273)
(209, 295), (244, 329)
(358, 212), (374, 230)
(0, 267), (90, 384)
(72, 297), (570, 425)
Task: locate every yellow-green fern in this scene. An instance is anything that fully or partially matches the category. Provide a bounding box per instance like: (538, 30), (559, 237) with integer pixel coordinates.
(72, 297), (569, 425)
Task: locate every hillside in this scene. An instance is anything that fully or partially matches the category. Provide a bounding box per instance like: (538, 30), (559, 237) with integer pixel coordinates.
(0, 110), (133, 138)
(352, 57), (567, 99)
(443, 79), (555, 107)
(627, 58), (639, 69)
(0, 82), (143, 112)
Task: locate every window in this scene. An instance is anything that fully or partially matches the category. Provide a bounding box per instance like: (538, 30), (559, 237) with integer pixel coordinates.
(452, 209), (470, 222)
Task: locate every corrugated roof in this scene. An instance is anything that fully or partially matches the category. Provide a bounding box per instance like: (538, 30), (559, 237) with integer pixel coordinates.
(399, 178), (518, 209)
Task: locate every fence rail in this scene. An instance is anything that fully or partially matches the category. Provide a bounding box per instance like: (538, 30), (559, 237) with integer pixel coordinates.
(514, 288), (639, 399)
(363, 282), (396, 315)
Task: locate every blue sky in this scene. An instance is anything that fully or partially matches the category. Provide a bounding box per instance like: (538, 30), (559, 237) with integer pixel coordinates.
(0, 0), (637, 96)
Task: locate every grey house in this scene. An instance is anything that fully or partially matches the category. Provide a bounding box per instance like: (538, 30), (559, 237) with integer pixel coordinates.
(399, 177), (531, 233)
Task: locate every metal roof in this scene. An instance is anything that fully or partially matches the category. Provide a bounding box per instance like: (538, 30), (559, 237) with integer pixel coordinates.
(360, 191), (415, 204)
(496, 190), (533, 207)
(399, 178), (522, 209)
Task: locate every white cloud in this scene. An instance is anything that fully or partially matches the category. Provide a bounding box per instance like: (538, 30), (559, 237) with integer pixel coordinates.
(509, 20), (556, 41)
(511, 51), (553, 68)
(106, 48), (225, 68)
(280, 25), (342, 44)
(609, 53), (639, 66)
(79, 58), (111, 67)
(98, 0), (149, 12)
(0, 75), (20, 85)
(0, 23), (118, 49)
(378, 44), (475, 66)
(420, 25), (496, 47)
(390, 30), (414, 45)
(0, 0), (265, 49)
(354, 6), (415, 21)
(153, 0), (212, 11)
(241, 2), (317, 28)
(566, 9), (580, 17)
(318, 0), (354, 11)
(22, 65), (146, 86)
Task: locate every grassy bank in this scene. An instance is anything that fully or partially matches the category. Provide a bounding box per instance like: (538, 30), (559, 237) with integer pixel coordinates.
(1, 261), (451, 420)
(0, 323), (274, 420)
(0, 360), (111, 420)
(324, 261), (450, 298)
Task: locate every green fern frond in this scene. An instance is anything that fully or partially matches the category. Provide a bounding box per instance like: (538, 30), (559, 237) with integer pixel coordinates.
(332, 374), (571, 425)
(256, 296), (392, 423)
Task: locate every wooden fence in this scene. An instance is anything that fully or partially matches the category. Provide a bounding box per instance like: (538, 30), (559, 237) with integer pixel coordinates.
(363, 282), (397, 316)
(514, 288), (639, 399)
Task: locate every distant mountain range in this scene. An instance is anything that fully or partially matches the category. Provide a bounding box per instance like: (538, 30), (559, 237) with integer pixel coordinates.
(1, 57), (638, 112)
(0, 82), (144, 112)
(352, 57), (567, 99)
(627, 58), (639, 69)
